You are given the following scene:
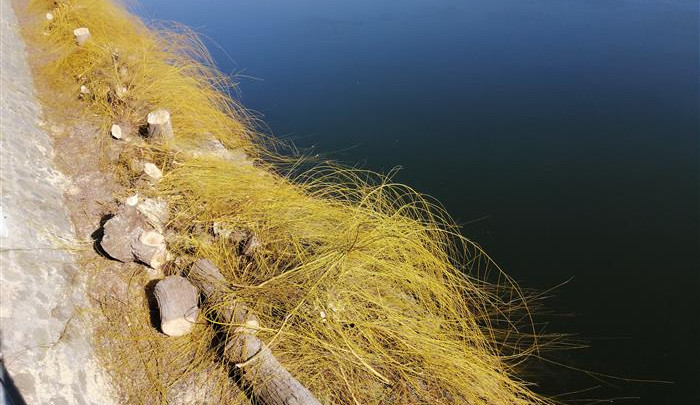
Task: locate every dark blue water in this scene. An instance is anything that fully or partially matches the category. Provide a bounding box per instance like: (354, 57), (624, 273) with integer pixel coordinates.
(137, 1), (698, 403)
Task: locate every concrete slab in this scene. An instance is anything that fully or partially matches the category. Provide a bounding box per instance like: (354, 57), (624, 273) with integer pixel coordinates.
(0, 1), (116, 403)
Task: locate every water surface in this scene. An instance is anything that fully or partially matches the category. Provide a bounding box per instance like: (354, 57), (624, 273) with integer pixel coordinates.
(137, 1), (699, 402)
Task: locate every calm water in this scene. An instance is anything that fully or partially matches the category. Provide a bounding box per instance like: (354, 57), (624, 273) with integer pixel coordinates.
(137, 1), (698, 403)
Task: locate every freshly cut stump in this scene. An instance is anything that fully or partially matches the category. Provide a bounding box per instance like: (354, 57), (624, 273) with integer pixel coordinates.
(73, 27), (90, 46)
(100, 206), (148, 262)
(147, 109), (174, 141)
(154, 275), (199, 337)
(190, 259), (322, 405)
(132, 230), (167, 269)
(143, 163), (163, 181)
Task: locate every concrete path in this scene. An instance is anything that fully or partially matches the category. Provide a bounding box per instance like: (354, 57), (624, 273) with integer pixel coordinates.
(0, 1), (115, 403)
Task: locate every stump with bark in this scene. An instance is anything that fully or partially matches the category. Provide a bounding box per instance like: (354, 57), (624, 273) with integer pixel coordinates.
(147, 109), (174, 141)
(154, 275), (199, 336)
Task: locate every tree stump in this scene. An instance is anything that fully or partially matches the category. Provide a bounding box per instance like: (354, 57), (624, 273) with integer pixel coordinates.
(73, 27), (90, 46)
(132, 230), (167, 269)
(143, 163), (163, 181)
(154, 275), (199, 337)
(100, 206), (148, 263)
(99, 205), (169, 270)
(189, 259), (322, 405)
(147, 109), (174, 141)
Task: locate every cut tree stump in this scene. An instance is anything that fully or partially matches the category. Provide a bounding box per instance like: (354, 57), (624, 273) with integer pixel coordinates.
(147, 109), (174, 141)
(100, 206), (148, 263)
(132, 230), (167, 269)
(154, 275), (199, 336)
(99, 205), (169, 269)
(189, 259), (322, 405)
(73, 27), (90, 46)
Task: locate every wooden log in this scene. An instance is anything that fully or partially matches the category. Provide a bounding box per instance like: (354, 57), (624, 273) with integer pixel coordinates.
(154, 275), (199, 336)
(73, 27), (90, 46)
(189, 259), (321, 405)
(147, 109), (174, 141)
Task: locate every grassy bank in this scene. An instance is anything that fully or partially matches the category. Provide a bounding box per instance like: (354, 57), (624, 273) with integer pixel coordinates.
(24, 0), (559, 403)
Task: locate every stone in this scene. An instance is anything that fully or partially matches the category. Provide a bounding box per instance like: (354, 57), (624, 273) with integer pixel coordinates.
(189, 136), (253, 165)
(212, 223), (248, 243)
(110, 124), (122, 139)
(125, 194), (138, 206)
(114, 86), (127, 98)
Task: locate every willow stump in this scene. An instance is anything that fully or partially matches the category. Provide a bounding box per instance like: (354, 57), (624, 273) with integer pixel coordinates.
(154, 275), (199, 336)
(73, 27), (90, 46)
(147, 109), (174, 141)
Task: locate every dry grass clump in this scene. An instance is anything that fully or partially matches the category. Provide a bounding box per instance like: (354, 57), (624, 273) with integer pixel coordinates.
(25, 0), (560, 404)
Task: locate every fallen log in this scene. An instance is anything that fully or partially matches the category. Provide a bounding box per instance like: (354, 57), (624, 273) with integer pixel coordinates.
(189, 259), (322, 405)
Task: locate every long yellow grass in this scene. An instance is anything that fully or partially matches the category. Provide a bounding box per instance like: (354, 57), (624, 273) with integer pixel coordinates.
(24, 0), (561, 403)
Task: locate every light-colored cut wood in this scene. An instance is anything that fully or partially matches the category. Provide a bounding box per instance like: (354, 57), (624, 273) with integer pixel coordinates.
(143, 163), (162, 181)
(147, 109), (174, 140)
(73, 27), (90, 46)
(154, 275), (199, 337)
(243, 235), (261, 256)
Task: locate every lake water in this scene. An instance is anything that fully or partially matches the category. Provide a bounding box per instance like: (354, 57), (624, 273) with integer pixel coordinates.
(136, 1), (698, 403)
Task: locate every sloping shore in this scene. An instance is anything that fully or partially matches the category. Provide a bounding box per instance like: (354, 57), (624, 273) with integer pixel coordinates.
(1, 1), (558, 404)
(0, 1), (116, 403)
